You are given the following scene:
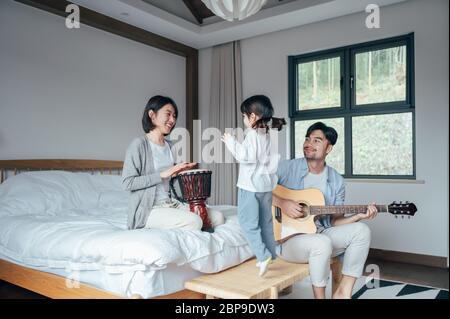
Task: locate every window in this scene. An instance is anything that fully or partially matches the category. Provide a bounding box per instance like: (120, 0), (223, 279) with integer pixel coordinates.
(297, 54), (343, 110)
(289, 33), (415, 178)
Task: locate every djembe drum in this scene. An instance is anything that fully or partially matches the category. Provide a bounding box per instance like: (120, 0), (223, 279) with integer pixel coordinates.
(169, 169), (214, 233)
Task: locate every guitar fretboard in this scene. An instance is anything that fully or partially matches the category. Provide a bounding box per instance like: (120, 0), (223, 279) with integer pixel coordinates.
(310, 205), (388, 216)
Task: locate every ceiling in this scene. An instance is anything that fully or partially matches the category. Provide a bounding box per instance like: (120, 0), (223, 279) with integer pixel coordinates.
(141, 0), (214, 25)
(71, 0), (409, 49)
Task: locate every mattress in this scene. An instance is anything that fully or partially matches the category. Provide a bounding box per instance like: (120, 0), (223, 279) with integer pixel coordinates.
(0, 171), (253, 297)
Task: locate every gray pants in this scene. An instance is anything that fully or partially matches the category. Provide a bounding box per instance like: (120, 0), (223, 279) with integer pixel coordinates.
(278, 222), (371, 287)
(238, 188), (278, 262)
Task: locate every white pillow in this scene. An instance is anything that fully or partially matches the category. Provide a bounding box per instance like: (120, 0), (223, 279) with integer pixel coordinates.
(88, 174), (129, 208)
(0, 171), (126, 216)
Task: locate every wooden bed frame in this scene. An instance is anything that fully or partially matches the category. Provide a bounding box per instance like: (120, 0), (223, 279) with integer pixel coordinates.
(0, 159), (204, 299)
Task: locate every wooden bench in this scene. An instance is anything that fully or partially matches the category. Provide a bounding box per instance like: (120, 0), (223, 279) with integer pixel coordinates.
(185, 258), (308, 299)
(185, 257), (342, 299)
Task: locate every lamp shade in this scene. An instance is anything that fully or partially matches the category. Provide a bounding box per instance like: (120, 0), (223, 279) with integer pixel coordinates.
(201, 0), (268, 22)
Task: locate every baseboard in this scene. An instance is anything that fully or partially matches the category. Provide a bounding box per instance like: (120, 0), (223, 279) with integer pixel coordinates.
(368, 248), (448, 269)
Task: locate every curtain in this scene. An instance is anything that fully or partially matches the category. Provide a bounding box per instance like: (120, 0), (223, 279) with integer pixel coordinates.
(207, 41), (242, 205)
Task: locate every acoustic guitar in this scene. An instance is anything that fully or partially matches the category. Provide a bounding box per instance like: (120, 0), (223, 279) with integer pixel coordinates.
(271, 185), (417, 241)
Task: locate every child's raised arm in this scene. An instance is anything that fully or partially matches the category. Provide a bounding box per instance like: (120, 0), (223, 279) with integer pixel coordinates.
(222, 130), (258, 163)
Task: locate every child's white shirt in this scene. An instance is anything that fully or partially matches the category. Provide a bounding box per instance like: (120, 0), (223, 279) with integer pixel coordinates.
(224, 129), (278, 192)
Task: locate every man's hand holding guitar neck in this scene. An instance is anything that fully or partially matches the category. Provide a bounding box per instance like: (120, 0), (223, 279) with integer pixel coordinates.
(332, 202), (378, 226)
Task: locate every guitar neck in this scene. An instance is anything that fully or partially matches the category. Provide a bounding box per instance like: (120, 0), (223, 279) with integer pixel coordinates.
(310, 205), (388, 216)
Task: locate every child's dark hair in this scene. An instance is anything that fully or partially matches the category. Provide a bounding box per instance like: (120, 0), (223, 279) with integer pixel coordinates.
(142, 95), (178, 133)
(240, 95), (286, 132)
(306, 122), (338, 145)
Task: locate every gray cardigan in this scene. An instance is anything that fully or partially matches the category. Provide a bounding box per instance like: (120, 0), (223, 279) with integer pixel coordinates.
(122, 136), (174, 230)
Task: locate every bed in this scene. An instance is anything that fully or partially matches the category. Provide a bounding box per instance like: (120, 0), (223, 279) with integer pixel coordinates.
(0, 160), (253, 299)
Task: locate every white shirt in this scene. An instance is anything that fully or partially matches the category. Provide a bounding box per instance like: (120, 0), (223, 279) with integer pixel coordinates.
(303, 167), (329, 230)
(224, 129), (278, 192)
(148, 139), (174, 205)
(303, 168), (328, 195)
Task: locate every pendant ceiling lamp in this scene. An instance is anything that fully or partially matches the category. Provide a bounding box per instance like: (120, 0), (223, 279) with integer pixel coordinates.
(201, 0), (268, 22)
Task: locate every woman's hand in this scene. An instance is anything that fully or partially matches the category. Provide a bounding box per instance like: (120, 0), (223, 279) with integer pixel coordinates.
(160, 162), (197, 179)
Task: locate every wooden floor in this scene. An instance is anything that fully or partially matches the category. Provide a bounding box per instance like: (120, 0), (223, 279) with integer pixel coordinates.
(0, 259), (447, 299)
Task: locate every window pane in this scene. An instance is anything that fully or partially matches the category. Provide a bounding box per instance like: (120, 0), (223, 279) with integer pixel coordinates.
(355, 45), (407, 105)
(294, 118), (345, 174)
(297, 56), (341, 111)
(352, 113), (413, 175)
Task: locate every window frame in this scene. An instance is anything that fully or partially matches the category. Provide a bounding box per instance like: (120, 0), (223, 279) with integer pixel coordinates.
(289, 33), (415, 179)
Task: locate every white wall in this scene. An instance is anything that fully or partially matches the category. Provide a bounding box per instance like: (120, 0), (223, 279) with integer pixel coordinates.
(199, 0), (449, 258)
(0, 0), (186, 161)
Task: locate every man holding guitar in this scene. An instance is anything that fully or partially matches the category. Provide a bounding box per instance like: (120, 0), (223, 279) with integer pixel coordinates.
(273, 122), (378, 299)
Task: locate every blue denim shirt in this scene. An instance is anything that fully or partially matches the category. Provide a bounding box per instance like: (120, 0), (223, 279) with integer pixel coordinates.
(276, 158), (345, 232)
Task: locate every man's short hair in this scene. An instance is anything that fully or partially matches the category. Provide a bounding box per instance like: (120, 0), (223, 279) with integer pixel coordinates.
(306, 122), (338, 145)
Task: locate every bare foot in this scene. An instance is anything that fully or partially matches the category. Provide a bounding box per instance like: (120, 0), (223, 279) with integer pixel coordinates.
(332, 291), (351, 299)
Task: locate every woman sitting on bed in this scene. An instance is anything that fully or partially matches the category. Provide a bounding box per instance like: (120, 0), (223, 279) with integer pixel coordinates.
(122, 95), (225, 230)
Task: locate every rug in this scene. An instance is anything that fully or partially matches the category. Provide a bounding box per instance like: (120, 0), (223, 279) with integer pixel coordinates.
(281, 275), (449, 299)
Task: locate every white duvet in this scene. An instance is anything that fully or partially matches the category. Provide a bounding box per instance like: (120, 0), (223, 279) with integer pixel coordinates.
(0, 171), (253, 275)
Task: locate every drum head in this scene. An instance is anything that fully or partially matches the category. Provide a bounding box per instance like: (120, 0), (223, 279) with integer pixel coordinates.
(179, 168), (211, 175)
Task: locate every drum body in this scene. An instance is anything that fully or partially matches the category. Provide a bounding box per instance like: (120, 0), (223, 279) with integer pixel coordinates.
(170, 169), (214, 232)
(176, 169), (211, 201)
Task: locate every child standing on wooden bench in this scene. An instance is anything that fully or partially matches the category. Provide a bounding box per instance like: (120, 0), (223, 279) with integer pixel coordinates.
(222, 95), (286, 276)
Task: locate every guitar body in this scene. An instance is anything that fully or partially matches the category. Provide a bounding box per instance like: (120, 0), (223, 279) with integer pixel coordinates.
(272, 185), (325, 240)
(271, 185), (417, 241)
